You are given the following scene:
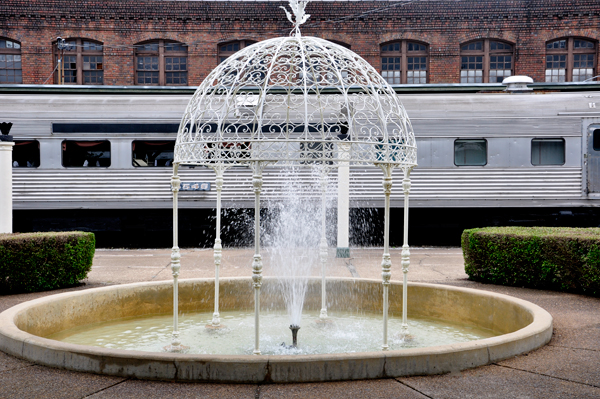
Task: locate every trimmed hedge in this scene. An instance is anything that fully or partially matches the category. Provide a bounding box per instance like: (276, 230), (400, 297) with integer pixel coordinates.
(0, 232), (95, 294)
(462, 227), (600, 297)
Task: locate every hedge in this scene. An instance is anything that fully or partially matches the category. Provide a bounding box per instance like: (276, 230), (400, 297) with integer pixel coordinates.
(462, 227), (600, 297)
(0, 231), (95, 294)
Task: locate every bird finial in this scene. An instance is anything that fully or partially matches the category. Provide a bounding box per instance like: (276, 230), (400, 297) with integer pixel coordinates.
(280, 0), (311, 37)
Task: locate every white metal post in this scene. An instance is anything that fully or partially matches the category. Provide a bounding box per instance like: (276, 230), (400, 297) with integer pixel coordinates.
(168, 164), (183, 351)
(400, 168), (413, 336)
(209, 164), (228, 328)
(251, 161), (266, 355)
(319, 167), (328, 319)
(0, 141), (14, 234)
(336, 142), (350, 258)
(379, 164), (394, 351)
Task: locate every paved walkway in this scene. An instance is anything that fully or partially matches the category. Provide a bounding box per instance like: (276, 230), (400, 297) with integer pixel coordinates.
(1, 247), (599, 398)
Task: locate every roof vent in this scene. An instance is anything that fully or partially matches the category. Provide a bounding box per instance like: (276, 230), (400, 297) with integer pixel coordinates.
(502, 75), (534, 92)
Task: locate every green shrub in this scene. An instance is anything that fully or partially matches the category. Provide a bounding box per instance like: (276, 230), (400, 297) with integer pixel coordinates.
(462, 227), (600, 297)
(0, 231), (95, 294)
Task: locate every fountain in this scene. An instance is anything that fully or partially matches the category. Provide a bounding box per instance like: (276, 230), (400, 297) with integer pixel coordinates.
(171, 0), (418, 353)
(0, 0), (553, 383)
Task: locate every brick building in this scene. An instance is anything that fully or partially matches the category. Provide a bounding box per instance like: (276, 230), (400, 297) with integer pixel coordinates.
(1, 0), (599, 87)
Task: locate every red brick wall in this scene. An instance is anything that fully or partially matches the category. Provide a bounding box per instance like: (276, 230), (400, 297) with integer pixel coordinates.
(1, 0), (599, 85)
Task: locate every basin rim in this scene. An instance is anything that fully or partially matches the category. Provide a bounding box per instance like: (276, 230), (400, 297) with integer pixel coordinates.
(0, 278), (553, 382)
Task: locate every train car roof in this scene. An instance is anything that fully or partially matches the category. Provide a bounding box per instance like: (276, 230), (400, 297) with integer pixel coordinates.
(2, 82), (600, 95)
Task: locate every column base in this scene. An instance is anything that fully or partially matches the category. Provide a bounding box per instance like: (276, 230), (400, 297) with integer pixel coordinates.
(336, 247), (350, 258)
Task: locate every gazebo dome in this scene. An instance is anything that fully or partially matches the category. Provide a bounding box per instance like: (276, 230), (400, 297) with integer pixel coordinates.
(175, 34), (417, 168)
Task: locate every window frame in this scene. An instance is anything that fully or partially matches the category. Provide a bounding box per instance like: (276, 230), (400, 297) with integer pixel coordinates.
(135, 39), (188, 86)
(460, 39), (514, 83)
(380, 40), (429, 85)
(531, 138), (565, 166)
(55, 38), (104, 85)
(454, 138), (488, 166)
(0, 37), (22, 84)
(218, 40), (256, 64)
(545, 37), (597, 82)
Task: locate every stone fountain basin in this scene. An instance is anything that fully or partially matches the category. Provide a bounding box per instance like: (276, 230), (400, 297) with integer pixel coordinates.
(0, 277), (552, 383)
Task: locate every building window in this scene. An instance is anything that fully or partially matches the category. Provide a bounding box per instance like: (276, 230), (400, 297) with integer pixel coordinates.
(62, 140), (110, 167)
(135, 40), (187, 86)
(546, 38), (596, 82)
(454, 139), (487, 166)
(218, 40), (256, 63)
(55, 39), (103, 85)
(132, 141), (175, 167)
(0, 38), (22, 83)
(531, 139), (565, 165)
(381, 41), (428, 84)
(460, 40), (513, 83)
(12, 141), (39, 168)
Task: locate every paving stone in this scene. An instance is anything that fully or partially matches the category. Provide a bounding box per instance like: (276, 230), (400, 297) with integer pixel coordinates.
(0, 365), (125, 399)
(498, 345), (600, 388)
(398, 364), (600, 399)
(0, 351), (32, 373)
(260, 379), (428, 399)
(87, 379), (256, 399)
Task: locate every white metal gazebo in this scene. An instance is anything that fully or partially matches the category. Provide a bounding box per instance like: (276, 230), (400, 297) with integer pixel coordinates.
(169, 0), (417, 355)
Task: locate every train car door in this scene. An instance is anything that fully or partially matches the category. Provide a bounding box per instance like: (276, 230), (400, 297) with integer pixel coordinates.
(587, 124), (600, 194)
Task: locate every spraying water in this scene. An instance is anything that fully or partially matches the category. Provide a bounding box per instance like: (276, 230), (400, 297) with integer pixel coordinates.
(264, 166), (328, 343)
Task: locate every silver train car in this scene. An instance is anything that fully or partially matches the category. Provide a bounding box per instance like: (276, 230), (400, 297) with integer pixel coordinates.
(2, 83), (600, 247)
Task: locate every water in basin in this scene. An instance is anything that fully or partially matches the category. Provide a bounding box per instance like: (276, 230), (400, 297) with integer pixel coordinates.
(48, 309), (498, 355)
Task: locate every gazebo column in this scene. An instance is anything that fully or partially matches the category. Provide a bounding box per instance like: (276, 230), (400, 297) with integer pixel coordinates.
(251, 161), (267, 355)
(168, 164), (183, 351)
(209, 164), (228, 329)
(379, 163), (394, 351)
(319, 166), (329, 320)
(400, 168), (413, 336)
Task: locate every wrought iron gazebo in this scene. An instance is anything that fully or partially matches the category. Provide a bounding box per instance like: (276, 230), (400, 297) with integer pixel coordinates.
(169, 0), (417, 355)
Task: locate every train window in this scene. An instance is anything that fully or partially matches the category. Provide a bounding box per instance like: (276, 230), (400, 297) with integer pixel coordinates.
(454, 139), (487, 166)
(12, 140), (40, 168)
(531, 139), (565, 165)
(132, 141), (175, 167)
(594, 130), (600, 151)
(62, 140), (110, 167)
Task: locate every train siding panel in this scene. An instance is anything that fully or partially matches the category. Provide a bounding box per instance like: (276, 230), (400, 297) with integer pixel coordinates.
(12, 167), (583, 209)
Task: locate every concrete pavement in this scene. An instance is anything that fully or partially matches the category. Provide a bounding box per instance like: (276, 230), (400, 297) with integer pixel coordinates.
(1, 247), (599, 398)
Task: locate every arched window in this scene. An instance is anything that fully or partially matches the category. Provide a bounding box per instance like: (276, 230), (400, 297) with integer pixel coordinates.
(546, 38), (596, 82)
(460, 39), (513, 83)
(381, 41), (428, 84)
(0, 38), (22, 84)
(218, 40), (256, 63)
(135, 40), (187, 85)
(55, 39), (103, 85)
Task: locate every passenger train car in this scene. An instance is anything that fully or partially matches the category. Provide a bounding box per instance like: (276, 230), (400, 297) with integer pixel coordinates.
(2, 82), (600, 247)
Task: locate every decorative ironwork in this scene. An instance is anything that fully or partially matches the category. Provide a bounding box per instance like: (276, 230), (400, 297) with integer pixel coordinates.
(175, 33), (417, 170)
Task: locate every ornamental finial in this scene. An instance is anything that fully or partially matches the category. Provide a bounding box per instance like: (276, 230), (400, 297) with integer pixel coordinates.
(280, 0), (311, 36)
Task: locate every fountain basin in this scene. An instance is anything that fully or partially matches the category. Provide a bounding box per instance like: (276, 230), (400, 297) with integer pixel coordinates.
(0, 278), (552, 383)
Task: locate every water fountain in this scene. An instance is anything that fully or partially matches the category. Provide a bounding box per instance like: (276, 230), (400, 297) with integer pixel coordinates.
(0, 0), (553, 383)
(171, 0), (417, 354)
